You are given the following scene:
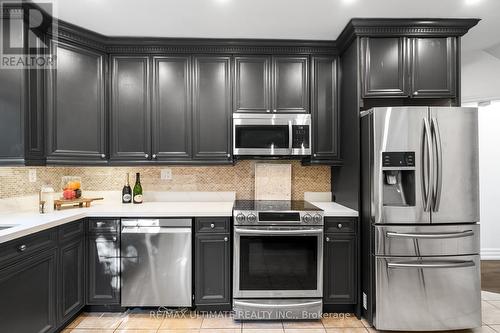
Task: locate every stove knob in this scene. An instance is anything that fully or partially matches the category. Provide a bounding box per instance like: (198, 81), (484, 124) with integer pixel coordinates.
(302, 214), (312, 224)
(313, 214), (323, 224)
(235, 213), (246, 223)
(247, 214), (257, 223)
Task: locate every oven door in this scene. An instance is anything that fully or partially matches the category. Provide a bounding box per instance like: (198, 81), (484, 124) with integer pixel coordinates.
(233, 226), (323, 298)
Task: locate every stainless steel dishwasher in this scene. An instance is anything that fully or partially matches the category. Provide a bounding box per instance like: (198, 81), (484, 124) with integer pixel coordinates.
(121, 218), (192, 307)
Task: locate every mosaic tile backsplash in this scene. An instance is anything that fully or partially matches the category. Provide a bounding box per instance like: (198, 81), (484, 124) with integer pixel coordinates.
(0, 161), (330, 200)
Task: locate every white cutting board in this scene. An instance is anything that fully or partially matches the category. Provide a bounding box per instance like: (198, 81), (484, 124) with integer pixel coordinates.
(254, 163), (291, 200)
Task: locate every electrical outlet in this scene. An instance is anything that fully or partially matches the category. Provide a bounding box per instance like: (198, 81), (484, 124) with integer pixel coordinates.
(160, 168), (172, 180)
(28, 169), (37, 183)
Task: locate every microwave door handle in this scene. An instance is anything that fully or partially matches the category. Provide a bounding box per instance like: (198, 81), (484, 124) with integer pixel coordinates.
(288, 120), (293, 154)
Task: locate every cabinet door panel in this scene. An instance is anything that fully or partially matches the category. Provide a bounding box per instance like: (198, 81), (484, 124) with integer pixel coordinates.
(273, 56), (309, 113)
(59, 237), (84, 323)
(193, 56), (231, 161)
(311, 56), (339, 161)
(324, 234), (357, 304)
(110, 56), (151, 161)
(362, 37), (408, 98)
(0, 249), (57, 333)
(195, 234), (230, 305)
(234, 56), (271, 112)
(46, 41), (106, 163)
(411, 37), (456, 98)
(152, 56), (191, 160)
(87, 234), (120, 305)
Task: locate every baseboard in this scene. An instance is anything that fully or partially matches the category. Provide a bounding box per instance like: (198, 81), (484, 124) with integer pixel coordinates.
(481, 248), (500, 260)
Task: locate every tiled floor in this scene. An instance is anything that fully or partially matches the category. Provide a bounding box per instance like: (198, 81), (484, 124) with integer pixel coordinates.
(63, 291), (500, 333)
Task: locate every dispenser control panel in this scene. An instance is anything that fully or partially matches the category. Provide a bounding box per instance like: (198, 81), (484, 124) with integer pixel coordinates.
(382, 152), (415, 167)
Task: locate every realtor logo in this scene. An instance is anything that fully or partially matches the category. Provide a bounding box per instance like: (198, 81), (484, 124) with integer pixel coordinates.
(0, 1), (57, 69)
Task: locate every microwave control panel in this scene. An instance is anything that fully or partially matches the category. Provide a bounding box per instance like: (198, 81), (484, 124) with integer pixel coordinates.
(292, 125), (310, 148)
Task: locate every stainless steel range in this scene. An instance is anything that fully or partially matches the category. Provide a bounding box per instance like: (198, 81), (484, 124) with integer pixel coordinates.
(233, 200), (324, 320)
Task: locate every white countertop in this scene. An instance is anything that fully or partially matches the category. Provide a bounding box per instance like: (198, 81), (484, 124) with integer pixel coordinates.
(310, 201), (359, 217)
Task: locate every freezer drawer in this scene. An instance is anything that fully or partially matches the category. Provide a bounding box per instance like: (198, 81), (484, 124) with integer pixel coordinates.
(375, 224), (479, 256)
(374, 255), (481, 331)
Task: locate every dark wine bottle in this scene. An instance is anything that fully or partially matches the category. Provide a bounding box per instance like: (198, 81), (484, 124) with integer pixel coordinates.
(122, 173), (132, 204)
(133, 172), (143, 204)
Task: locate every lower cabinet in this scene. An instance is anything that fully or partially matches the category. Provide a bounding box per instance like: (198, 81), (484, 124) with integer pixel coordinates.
(59, 236), (85, 324)
(0, 249), (58, 333)
(194, 218), (231, 309)
(324, 218), (358, 305)
(87, 222), (121, 305)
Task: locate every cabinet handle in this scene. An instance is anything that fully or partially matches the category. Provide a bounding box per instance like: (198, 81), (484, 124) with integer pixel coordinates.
(224, 237), (229, 242)
(337, 223), (343, 229)
(145, 154), (149, 159)
(100, 153), (106, 159)
(413, 91), (419, 96)
(96, 221), (104, 227)
(313, 153), (317, 157)
(210, 223), (215, 229)
(266, 109), (271, 113)
(226, 153), (231, 158)
(152, 154), (157, 159)
(18, 244), (27, 252)
(325, 237), (330, 242)
(273, 109), (277, 113)
(112, 236), (117, 242)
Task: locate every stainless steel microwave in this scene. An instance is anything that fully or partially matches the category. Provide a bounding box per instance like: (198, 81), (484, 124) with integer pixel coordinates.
(233, 113), (311, 156)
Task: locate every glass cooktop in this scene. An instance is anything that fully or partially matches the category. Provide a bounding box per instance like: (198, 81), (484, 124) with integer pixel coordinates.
(233, 200), (321, 212)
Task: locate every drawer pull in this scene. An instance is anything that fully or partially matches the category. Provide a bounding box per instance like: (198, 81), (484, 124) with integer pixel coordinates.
(210, 223), (215, 229)
(96, 222), (104, 227)
(325, 237), (330, 242)
(337, 223), (343, 229)
(224, 237), (228, 242)
(18, 244), (27, 252)
(112, 236), (117, 242)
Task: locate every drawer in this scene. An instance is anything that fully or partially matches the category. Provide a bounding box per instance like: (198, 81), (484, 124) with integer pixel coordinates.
(325, 218), (357, 234)
(88, 219), (120, 233)
(0, 228), (58, 267)
(195, 217), (230, 233)
(59, 220), (84, 241)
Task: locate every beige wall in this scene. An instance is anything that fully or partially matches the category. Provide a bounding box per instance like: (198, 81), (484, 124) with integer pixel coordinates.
(0, 161), (330, 200)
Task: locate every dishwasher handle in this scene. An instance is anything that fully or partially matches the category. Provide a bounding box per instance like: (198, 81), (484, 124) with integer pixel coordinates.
(121, 226), (191, 234)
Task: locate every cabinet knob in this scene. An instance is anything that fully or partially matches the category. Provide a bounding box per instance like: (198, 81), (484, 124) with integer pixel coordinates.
(273, 109), (277, 113)
(325, 237), (330, 242)
(413, 91), (419, 96)
(313, 153), (317, 157)
(18, 244), (27, 252)
(266, 109), (271, 113)
(224, 237), (229, 242)
(145, 154), (149, 159)
(152, 154), (157, 159)
(210, 223), (215, 229)
(226, 153), (231, 158)
(112, 236), (117, 242)
(337, 223), (343, 229)
(100, 153), (106, 159)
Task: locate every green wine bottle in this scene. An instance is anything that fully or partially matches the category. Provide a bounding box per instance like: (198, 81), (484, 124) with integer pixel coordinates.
(133, 172), (143, 204)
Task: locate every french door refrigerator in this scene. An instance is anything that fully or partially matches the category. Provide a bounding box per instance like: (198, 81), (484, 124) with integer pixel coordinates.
(360, 107), (480, 331)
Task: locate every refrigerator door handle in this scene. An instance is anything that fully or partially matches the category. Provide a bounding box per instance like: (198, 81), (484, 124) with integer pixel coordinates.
(386, 230), (474, 239)
(422, 117), (433, 212)
(431, 117), (443, 212)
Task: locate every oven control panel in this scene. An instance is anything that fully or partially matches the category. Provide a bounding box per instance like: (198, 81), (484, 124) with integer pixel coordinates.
(234, 211), (323, 225)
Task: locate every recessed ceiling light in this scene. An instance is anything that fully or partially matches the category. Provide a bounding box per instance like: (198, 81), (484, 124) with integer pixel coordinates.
(465, 0), (481, 5)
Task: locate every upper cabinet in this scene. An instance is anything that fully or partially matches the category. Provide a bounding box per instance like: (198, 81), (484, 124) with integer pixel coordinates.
(46, 41), (107, 164)
(192, 56), (232, 161)
(311, 56), (340, 163)
(361, 37), (457, 99)
(110, 56), (151, 162)
(234, 56), (309, 113)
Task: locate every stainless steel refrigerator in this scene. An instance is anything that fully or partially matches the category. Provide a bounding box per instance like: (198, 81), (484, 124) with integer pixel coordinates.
(360, 107), (481, 331)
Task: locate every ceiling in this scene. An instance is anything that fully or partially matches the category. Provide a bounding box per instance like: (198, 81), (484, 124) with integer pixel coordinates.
(50, 0), (500, 52)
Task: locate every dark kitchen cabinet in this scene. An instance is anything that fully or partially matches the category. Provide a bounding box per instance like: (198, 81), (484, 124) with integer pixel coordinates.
(361, 37), (407, 98)
(234, 55), (309, 113)
(152, 56), (192, 161)
(192, 56), (232, 161)
(361, 37), (457, 99)
(324, 218), (357, 305)
(58, 222), (85, 325)
(311, 56), (340, 163)
(273, 56), (309, 113)
(87, 225), (120, 305)
(0, 249), (58, 333)
(46, 41), (107, 164)
(234, 56), (271, 112)
(110, 56), (151, 162)
(410, 37), (456, 98)
(194, 217), (231, 309)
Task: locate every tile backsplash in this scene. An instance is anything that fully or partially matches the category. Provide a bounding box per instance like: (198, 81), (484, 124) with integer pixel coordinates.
(0, 161), (330, 200)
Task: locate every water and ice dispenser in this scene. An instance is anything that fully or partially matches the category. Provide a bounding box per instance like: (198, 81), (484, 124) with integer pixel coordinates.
(381, 152), (416, 207)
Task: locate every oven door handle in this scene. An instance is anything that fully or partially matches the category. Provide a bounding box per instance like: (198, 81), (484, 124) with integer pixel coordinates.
(234, 299), (323, 309)
(234, 227), (323, 236)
